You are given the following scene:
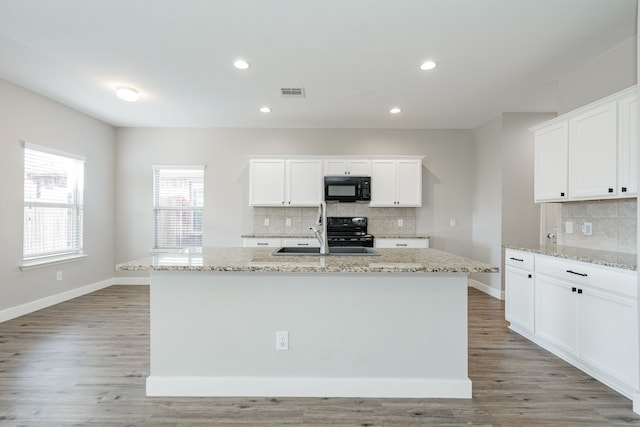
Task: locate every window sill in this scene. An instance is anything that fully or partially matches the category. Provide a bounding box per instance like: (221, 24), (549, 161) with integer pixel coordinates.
(21, 254), (87, 270)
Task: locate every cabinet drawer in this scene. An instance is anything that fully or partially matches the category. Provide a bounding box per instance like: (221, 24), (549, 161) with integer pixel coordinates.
(375, 238), (429, 249)
(536, 255), (636, 298)
(243, 238), (282, 248)
(282, 238), (319, 248)
(505, 249), (534, 270)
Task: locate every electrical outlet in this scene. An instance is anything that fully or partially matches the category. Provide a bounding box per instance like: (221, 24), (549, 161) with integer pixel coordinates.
(286, 218), (292, 226)
(582, 222), (592, 236)
(264, 217), (270, 226)
(397, 218), (403, 227)
(56, 271), (62, 282)
(276, 331), (288, 351)
(565, 221), (573, 234)
(449, 218), (457, 227)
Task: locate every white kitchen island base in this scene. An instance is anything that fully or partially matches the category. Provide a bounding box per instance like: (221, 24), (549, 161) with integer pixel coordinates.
(146, 271), (471, 398)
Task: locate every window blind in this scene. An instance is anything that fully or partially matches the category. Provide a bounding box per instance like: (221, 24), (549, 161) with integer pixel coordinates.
(23, 144), (85, 261)
(153, 166), (204, 250)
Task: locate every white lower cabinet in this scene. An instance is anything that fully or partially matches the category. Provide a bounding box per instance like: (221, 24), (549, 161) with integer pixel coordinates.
(504, 250), (535, 334)
(375, 238), (429, 248)
(506, 250), (639, 398)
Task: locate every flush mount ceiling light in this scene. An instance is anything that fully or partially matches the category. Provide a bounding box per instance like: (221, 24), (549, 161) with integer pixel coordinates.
(260, 106), (271, 113)
(233, 59), (250, 70)
(390, 107), (402, 114)
(116, 86), (139, 102)
(420, 60), (438, 71)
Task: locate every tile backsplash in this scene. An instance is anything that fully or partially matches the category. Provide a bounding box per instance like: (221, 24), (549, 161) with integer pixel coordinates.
(252, 204), (417, 236)
(556, 199), (636, 253)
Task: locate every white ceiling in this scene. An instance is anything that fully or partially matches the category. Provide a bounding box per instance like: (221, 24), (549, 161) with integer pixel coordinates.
(0, 0), (636, 129)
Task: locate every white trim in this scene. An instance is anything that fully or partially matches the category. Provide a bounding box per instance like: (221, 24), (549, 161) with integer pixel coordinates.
(146, 376), (472, 398)
(468, 278), (503, 300)
(112, 276), (150, 285)
(634, 392), (640, 415)
(21, 253), (87, 270)
(0, 278), (112, 323)
(22, 141), (86, 161)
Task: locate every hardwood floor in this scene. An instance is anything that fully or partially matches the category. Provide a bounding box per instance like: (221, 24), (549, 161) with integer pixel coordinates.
(0, 285), (639, 426)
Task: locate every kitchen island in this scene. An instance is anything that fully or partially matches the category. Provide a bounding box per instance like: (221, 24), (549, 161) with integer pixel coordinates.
(117, 247), (498, 398)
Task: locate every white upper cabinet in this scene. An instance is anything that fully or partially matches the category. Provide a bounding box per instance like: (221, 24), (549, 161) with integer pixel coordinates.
(370, 158), (422, 207)
(324, 159), (371, 176)
(534, 122), (569, 202)
(531, 86), (637, 203)
(568, 102), (618, 200)
(617, 93), (638, 196)
(249, 158), (322, 206)
(249, 159), (286, 206)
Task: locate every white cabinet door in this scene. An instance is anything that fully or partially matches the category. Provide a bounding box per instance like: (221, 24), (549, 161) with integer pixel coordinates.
(370, 160), (397, 206)
(505, 265), (535, 334)
(534, 122), (569, 202)
(396, 159), (422, 206)
(579, 287), (639, 389)
(617, 94), (638, 196)
(286, 159), (322, 206)
(324, 159), (371, 176)
(535, 274), (578, 355)
(348, 159), (372, 176)
(282, 238), (320, 248)
(249, 159), (286, 206)
(569, 102), (618, 199)
(370, 159), (422, 207)
(250, 159), (322, 207)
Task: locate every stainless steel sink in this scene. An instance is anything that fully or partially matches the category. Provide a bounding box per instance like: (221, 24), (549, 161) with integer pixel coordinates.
(272, 247), (380, 256)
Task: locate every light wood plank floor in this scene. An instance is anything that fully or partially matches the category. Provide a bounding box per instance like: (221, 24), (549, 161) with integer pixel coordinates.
(1, 285), (639, 426)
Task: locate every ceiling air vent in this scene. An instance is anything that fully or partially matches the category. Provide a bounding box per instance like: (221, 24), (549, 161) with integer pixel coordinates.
(280, 87), (305, 98)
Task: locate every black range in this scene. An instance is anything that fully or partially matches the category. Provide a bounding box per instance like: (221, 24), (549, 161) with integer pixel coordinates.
(326, 217), (374, 248)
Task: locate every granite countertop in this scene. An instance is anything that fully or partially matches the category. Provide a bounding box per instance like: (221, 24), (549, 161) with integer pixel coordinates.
(117, 247), (498, 274)
(505, 244), (637, 271)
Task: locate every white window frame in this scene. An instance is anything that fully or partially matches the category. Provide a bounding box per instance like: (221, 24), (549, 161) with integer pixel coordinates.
(22, 142), (86, 269)
(152, 165), (204, 251)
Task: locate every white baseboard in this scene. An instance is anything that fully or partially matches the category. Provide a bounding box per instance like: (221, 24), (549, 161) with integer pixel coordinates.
(0, 278), (114, 323)
(468, 279), (503, 300)
(112, 276), (150, 285)
(146, 376), (472, 399)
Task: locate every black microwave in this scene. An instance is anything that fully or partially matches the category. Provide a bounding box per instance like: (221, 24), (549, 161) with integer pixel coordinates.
(324, 176), (371, 203)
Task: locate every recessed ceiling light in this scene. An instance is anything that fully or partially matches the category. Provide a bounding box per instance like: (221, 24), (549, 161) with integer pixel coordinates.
(233, 59), (250, 70)
(420, 60), (437, 71)
(390, 107), (402, 114)
(260, 106), (271, 113)
(115, 86), (139, 102)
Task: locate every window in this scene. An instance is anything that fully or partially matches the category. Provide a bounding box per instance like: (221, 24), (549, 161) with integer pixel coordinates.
(23, 143), (85, 266)
(153, 166), (204, 250)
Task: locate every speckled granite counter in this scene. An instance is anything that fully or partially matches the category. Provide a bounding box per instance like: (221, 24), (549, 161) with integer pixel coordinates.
(117, 247), (498, 273)
(505, 244), (637, 271)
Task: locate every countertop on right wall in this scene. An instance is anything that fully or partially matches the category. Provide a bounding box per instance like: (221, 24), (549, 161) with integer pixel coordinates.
(504, 244), (636, 271)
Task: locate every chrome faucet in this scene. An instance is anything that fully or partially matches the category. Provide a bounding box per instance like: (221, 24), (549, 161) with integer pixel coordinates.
(309, 201), (329, 255)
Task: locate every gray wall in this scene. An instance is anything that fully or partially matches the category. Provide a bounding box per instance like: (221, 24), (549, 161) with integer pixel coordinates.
(470, 112), (556, 295)
(115, 128), (474, 264)
(0, 78), (116, 311)
(558, 36), (637, 114)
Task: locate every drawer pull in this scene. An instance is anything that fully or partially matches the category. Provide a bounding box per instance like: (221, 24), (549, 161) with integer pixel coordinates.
(257, 242), (269, 246)
(509, 257), (524, 262)
(566, 270), (587, 277)
(527, 274), (532, 279)
(396, 243), (408, 247)
(297, 243), (309, 246)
